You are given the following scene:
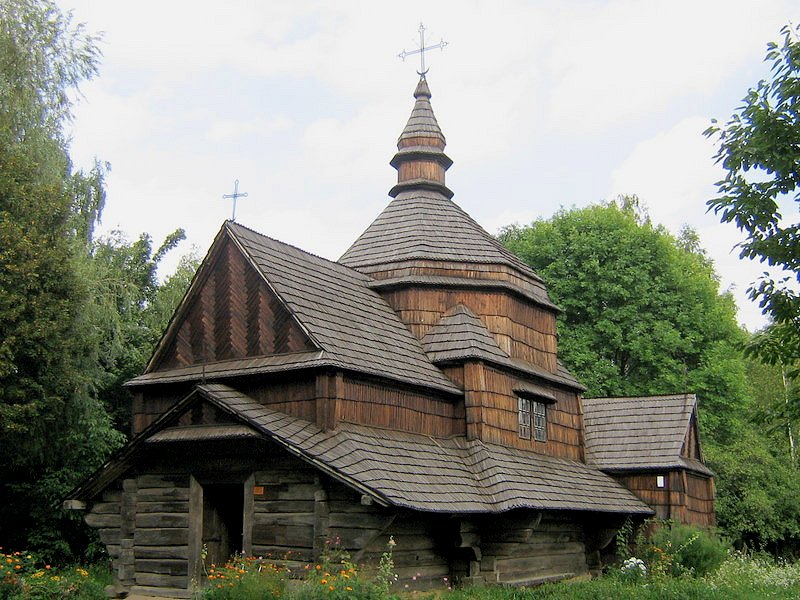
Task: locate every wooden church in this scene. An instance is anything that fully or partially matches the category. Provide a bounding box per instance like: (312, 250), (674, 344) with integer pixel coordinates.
(66, 75), (714, 598)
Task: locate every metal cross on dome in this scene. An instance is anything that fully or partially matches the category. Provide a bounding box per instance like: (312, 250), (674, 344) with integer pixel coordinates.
(222, 179), (248, 222)
(398, 23), (448, 76)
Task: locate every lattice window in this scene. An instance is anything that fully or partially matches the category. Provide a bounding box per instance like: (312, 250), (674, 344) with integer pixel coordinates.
(518, 397), (531, 439)
(532, 400), (547, 442)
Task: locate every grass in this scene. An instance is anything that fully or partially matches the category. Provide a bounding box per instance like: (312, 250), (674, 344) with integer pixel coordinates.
(3, 545), (799, 600)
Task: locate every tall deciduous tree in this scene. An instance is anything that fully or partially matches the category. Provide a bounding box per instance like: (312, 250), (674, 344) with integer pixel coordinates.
(499, 198), (747, 440)
(705, 23), (800, 379)
(0, 0), (129, 561)
(1, 0), (196, 560)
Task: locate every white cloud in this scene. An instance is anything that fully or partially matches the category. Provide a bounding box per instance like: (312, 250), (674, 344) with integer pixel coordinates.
(543, 0), (793, 134)
(204, 116), (293, 142)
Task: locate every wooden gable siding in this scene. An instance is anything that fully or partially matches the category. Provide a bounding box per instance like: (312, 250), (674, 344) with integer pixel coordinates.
(378, 287), (557, 372)
(336, 375), (466, 437)
(132, 389), (190, 435)
(152, 236), (314, 372)
(464, 363), (582, 460)
(241, 376), (318, 423)
(614, 472), (714, 527)
(682, 412), (702, 460)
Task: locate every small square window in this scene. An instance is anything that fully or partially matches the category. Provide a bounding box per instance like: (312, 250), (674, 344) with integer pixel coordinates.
(656, 475), (666, 488)
(518, 397), (531, 439)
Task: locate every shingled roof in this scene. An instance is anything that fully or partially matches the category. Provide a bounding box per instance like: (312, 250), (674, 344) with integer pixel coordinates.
(339, 76), (555, 311)
(228, 222), (462, 394)
(339, 190), (551, 298)
(70, 384), (651, 515)
(131, 222), (460, 395)
(582, 394), (713, 476)
(421, 304), (511, 364)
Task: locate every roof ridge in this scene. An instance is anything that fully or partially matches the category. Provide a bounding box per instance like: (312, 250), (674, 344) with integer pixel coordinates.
(226, 220), (371, 281)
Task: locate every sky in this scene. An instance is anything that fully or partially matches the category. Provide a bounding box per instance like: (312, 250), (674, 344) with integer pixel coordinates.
(57, 0), (798, 331)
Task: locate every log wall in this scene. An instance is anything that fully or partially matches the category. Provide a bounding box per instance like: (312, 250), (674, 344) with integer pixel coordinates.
(464, 363), (583, 460)
(251, 463), (321, 566)
(477, 512), (589, 585)
(132, 474), (192, 595)
(85, 480), (136, 590)
(377, 287), (558, 372)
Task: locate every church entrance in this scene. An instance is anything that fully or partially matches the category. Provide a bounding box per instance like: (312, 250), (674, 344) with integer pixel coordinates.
(201, 483), (244, 567)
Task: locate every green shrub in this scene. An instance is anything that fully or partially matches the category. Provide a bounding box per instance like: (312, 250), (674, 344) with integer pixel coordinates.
(644, 523), (728, 577)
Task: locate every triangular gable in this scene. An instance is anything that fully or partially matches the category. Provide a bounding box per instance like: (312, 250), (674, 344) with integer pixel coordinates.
(148, 226), (316, 372)
(421, 303), (510, 364)
(681, 406), (704, 462)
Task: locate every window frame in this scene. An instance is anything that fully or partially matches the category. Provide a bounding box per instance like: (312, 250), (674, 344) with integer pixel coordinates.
(518, 397), (531, 439)
(532, 400), (547, 442)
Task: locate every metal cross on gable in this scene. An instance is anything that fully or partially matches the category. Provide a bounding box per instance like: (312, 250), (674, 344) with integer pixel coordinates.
(398, 22), (448, 76)
(222, 179), (248, 222)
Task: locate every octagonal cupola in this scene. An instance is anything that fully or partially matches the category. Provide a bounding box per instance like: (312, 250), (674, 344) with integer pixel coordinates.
(389, 77), (454, 199)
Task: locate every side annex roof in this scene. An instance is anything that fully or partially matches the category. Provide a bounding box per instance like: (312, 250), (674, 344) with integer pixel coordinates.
(582, 393), (713, 476)
(70, 383), (652, 516)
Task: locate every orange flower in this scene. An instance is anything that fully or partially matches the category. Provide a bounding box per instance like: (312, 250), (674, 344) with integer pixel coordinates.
(328, 586), (335, 591)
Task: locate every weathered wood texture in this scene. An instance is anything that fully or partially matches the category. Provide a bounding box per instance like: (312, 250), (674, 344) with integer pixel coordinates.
(241, 376), (318, 423)
(133, 475), (192, 590)
(477, 512), (589, 585)
(377, 287), (558, 372)
(153, 236), (314, 372)
(463, 363), (582, 460)
(251, 464), (320, 565)
(86, 479), (137, 587)
(397, 160), (446, 185)
(682, 413), (702, 460)
(131, 389), (188, 435)
(357, 512), (450, 590)
(614, 471), (714, 527)
(337, 375), (465, 437)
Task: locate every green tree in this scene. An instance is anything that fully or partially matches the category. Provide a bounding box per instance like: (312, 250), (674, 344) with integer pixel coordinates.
(499, 199), (800, 551)
(82, 230), (192, 433)
(0, 0), (122, 559)
(705, 23), (800, 379)
(1, 0), (197, 560)
(499, 198), (746, 439)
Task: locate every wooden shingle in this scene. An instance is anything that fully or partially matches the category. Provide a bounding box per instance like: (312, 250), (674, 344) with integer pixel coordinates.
(199, 383), (652, 515)
(226, 222), (461, 395)
(582, 394), (713, 475)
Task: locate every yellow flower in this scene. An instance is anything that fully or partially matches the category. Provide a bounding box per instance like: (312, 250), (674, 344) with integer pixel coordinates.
(346, 586), (353, 591)
(328, 586), (335, 591)
(321, 579), (328, 584)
